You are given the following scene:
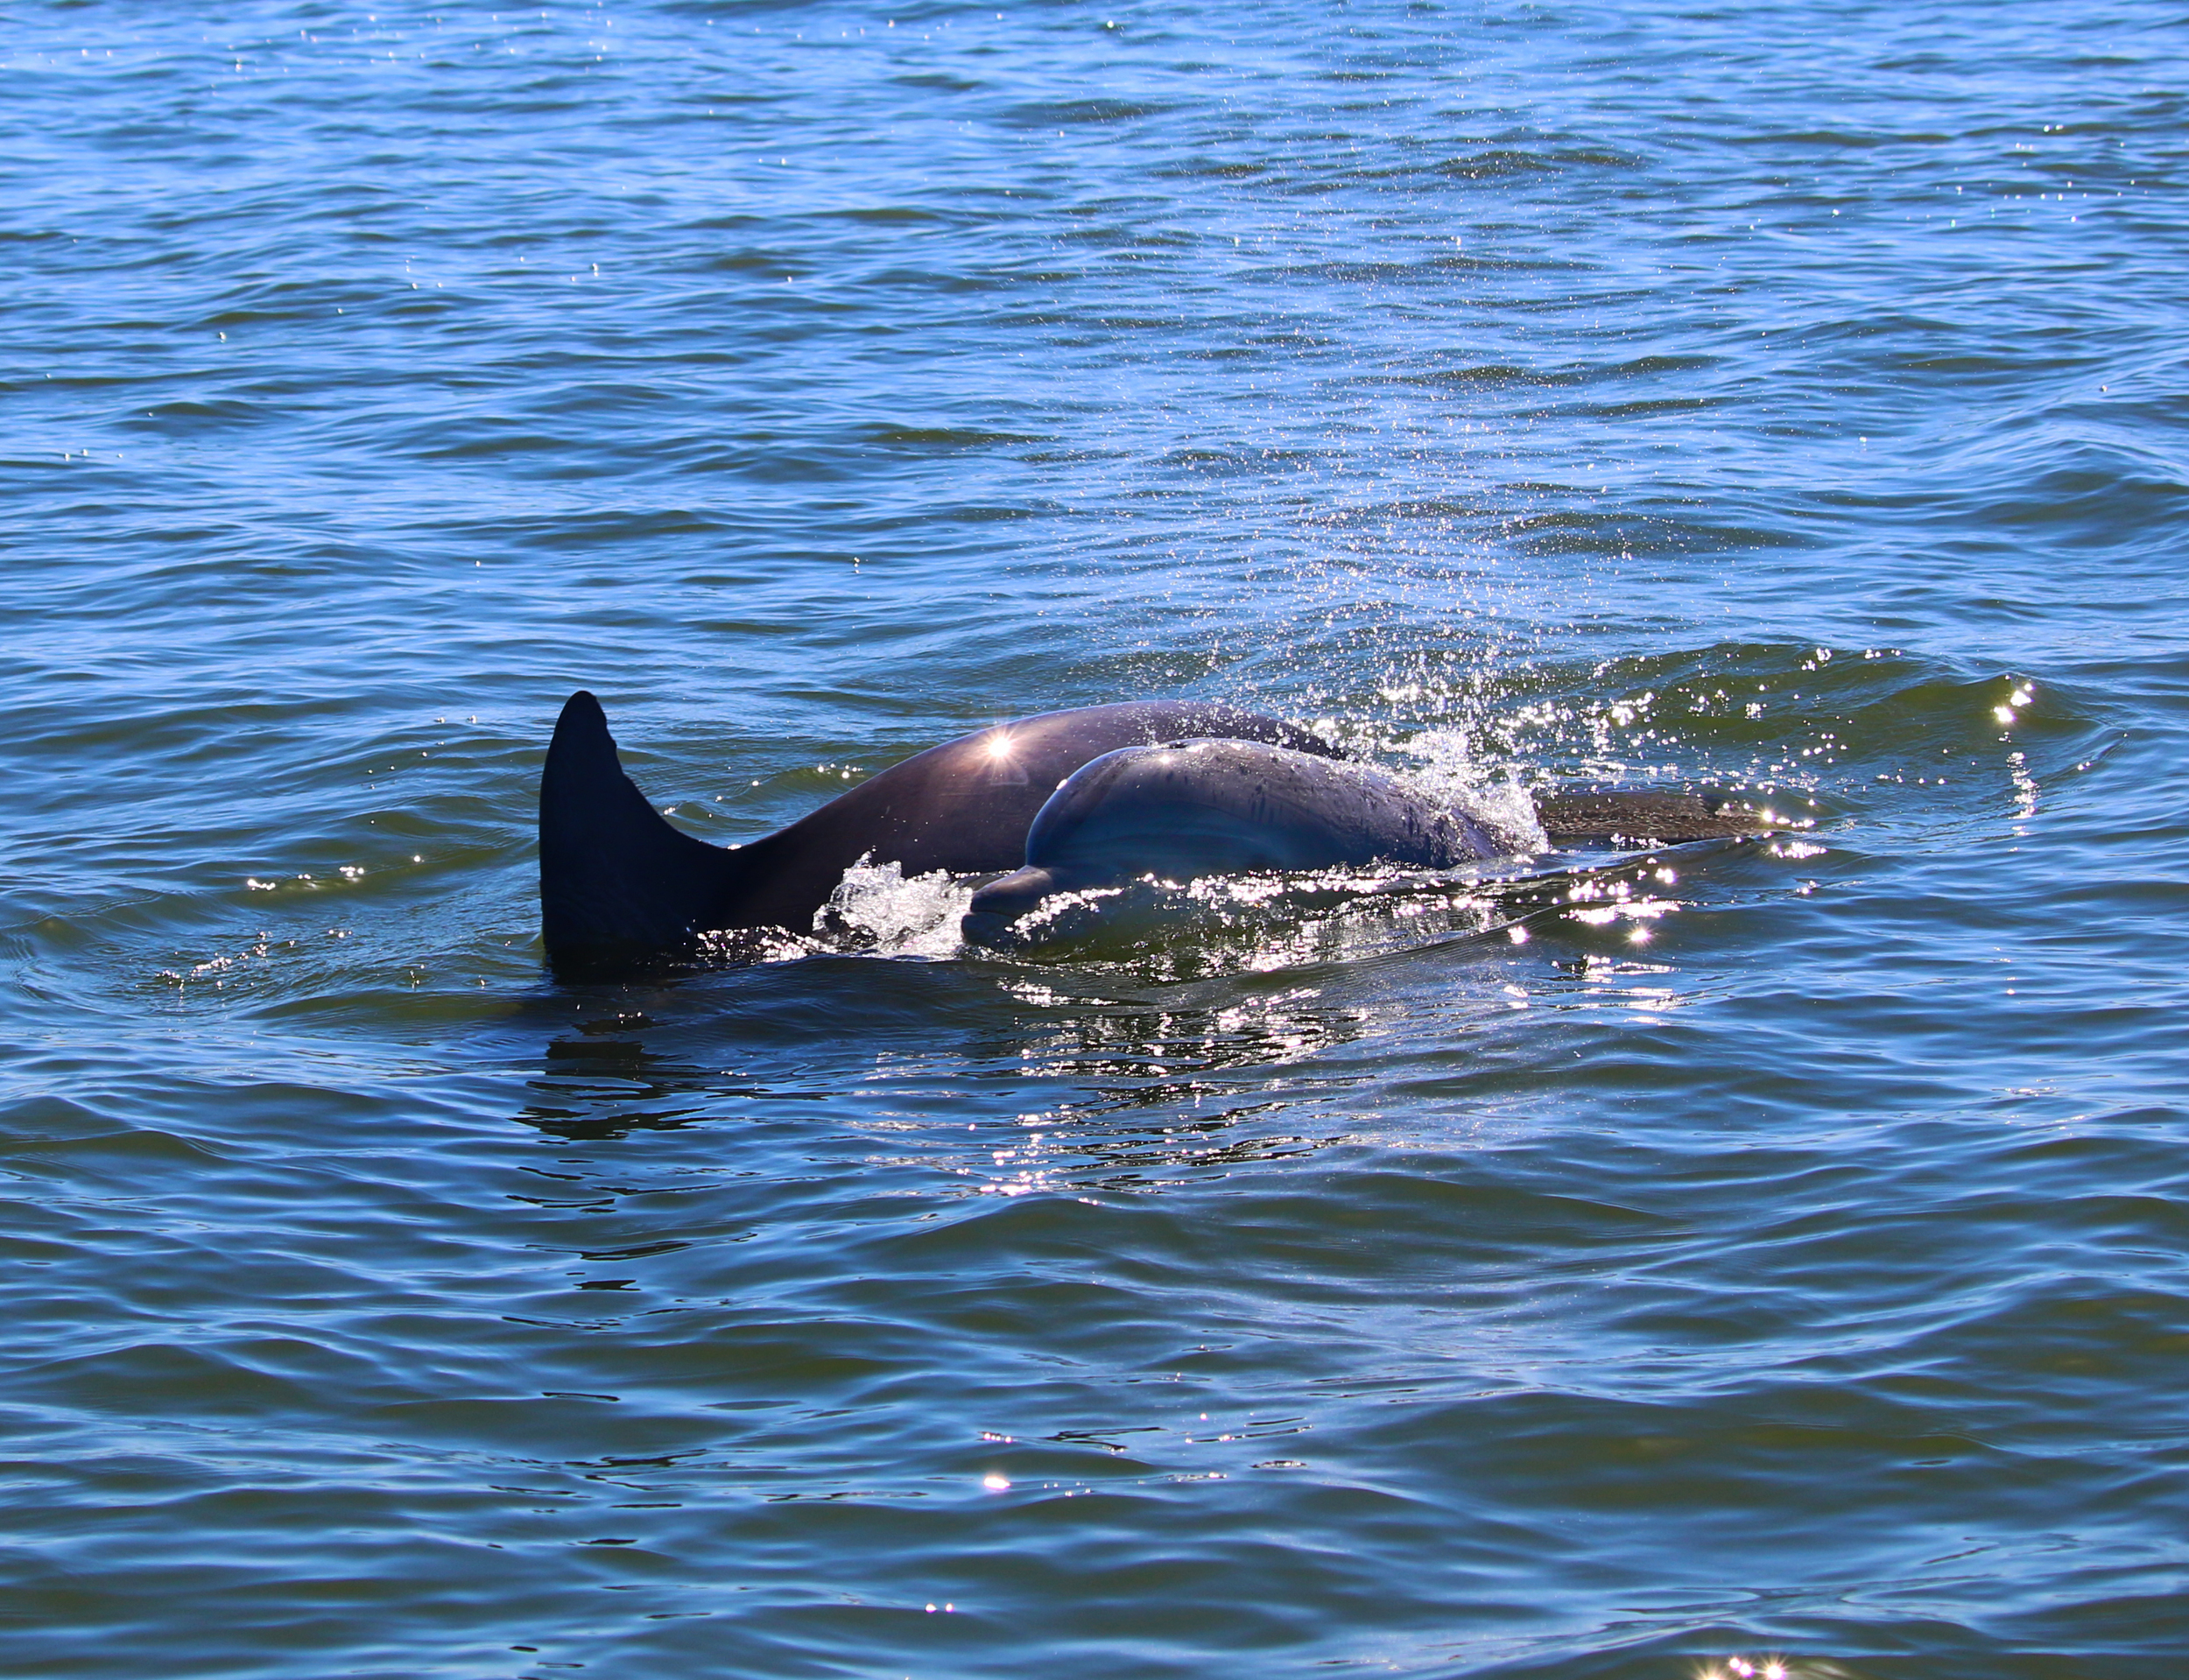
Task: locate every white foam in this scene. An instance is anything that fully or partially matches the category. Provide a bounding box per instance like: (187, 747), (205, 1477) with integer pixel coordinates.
(816, 856), (977, 958)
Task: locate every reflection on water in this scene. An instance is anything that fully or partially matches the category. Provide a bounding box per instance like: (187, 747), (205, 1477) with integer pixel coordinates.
(516, 959), (1370, 1178)
(511, 827), (1833, 1204)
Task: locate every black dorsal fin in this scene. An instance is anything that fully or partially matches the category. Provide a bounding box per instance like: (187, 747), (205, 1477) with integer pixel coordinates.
(538, 691), (741, 968)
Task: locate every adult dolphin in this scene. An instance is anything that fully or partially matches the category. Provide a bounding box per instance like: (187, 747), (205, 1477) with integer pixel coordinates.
(538, 690), (1786, 974)
(539, 691), (1346, 972)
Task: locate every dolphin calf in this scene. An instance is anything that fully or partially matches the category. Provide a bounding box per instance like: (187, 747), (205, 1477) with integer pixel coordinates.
(964, 738), (1501, 924)
(539, 690), (1787, 972)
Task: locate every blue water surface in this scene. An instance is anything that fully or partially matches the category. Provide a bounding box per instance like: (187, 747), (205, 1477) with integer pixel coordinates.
(4, 3), (2187, 1676)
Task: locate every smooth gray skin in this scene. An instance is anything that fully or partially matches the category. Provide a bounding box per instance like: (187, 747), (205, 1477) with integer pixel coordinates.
(538, 691), (1342, 973)
(964, 738), (1500, 923)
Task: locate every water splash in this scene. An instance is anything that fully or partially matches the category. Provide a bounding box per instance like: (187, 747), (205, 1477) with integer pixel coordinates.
(815, 857), (978, 959)
(1395, 724), (1550, 855)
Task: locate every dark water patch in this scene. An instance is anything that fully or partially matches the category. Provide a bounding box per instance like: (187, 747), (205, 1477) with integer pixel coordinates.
(892, 72), (986, 94)
(1004, 98), (1179, 129)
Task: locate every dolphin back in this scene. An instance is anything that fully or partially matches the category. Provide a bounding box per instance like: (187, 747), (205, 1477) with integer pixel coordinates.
(538, 693), (1343, 969)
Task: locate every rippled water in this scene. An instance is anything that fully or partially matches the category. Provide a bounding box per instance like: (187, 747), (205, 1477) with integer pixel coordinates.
(5, 3), (2186, 1676)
